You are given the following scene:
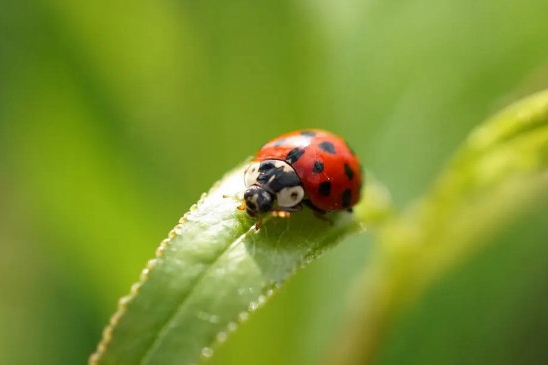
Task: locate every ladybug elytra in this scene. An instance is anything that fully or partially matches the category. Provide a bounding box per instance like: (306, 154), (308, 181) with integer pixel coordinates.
(242, 129), (362, 217)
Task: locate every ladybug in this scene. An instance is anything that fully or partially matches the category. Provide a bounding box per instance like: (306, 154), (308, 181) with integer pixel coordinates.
(242, 129), (362, 217)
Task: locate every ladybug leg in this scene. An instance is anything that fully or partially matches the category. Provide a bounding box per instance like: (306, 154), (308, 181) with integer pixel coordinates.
(302, 199), (324, 213)
(271, 210), (292, 219)
(312, 210), (334, 225)
(303, 200), (333, 225)
(270, 203), (302, 219)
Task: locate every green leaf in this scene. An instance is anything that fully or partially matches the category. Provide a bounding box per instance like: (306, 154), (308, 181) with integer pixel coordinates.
(90, 162), (382, 365)
(327, 90), (548, 365)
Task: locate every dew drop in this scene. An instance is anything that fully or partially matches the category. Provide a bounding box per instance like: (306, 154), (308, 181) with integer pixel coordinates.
(227, 322), (238, 332)
(201, 347), (213, 358)
(238, 287), (253, 295)
(174, 224), (184, 235)
(109, 311), (122, 325)
(102, 326), (113, 339)
(238, 311), (250, 321)
(89, 353), (100, 365)
(140, 268), (149, 281)
(248, 301), (258, 311)
(118, 295), (130, 307)
(303, 255), (314, 264)
(195, 311), (220, 324)
(216, 331), (228, 343)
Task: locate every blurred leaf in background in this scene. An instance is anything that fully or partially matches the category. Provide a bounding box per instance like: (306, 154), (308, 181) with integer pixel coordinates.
(0, 0), (547, 364)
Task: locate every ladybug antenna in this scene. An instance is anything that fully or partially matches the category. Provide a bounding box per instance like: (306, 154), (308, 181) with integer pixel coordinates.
(243, 185), (274, 217)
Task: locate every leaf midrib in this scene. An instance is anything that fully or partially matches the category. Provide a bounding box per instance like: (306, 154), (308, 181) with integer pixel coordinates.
(139, 222), (257, 365)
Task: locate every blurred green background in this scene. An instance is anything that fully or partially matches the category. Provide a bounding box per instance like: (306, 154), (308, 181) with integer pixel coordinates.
(1, 1), (548, 364)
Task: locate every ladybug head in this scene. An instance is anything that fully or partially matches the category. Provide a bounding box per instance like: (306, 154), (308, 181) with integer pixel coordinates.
(243, 185), (274, 217)
(243, 160), (305, 217)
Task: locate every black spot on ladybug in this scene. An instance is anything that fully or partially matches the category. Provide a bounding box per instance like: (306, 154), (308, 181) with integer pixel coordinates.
(318, 181), (331, 196)
(256, 162), (301, 192)
(344, 163), (355, 181)
(258, 161), (276, 172)
(273, 139), (287, 147)
(300, 130), (316, 137)
(342, 189), (352, 208)
(312, 160), (324, 173)
(268, 171), (301, 192)
(318, 141), (336, 154)
(286, 147), (305, 164)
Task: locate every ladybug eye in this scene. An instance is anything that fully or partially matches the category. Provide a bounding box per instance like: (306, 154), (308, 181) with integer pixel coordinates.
(244, 162), (261, 187)
(276, 185), (304, 208)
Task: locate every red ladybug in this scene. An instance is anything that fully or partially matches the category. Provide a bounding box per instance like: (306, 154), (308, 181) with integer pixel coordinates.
(243, 129), (362, 217)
